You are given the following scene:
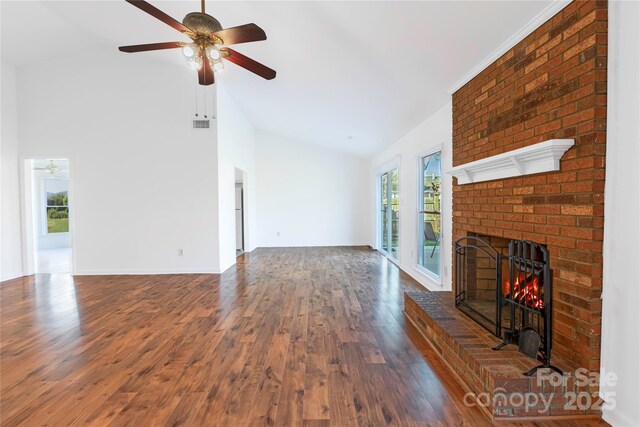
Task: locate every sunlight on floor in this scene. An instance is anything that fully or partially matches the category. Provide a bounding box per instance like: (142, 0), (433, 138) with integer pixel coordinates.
(36, 248), (72, 274)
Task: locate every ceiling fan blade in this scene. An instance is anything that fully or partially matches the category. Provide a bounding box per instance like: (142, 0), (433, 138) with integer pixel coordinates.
(119, 42), (186, 53)
(212, 23), (266, 46)
(221, 48), (276, 80)
(198, 57), (215, 86)
(125, 0), (192, 35)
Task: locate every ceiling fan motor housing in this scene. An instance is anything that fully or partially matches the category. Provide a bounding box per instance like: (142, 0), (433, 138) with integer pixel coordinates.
(182, 12), (223, 35)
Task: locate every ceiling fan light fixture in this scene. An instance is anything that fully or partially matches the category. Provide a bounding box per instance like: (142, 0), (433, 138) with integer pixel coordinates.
(182, 43), (196, 58)
(188, 56), (204, 70)
(213, 61), (224, 72)
(207, 45), (221, 61)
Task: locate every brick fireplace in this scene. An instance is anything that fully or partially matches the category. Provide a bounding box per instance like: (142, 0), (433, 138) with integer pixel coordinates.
(404, 0), (607, 420)
(452, 0), (607, 372)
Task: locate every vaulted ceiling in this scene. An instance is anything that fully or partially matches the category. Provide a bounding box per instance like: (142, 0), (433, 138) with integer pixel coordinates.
(1, 1), (553, 157)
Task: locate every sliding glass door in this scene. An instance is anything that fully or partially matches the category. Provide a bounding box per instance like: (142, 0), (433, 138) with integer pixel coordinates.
(418, 152), (441, 277)
(379, 168), (399, 260)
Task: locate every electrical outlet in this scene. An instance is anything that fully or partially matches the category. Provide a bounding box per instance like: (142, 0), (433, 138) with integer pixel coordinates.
(178, 249), (183, 256)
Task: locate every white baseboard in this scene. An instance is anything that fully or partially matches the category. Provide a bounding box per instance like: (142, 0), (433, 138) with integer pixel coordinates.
(603, 406), (638, 427)
(256, 243), (372, 248)
(73, 268), (221, 276)
(397, 261), (447, 292)
(406, 265), (445, 291)
(0, 271), (24, 282)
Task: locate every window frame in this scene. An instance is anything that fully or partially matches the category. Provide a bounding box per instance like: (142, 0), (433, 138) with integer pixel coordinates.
(375, 157), (401, 263)
(415, 146), (443, 284)
(43, 178), (70, 235)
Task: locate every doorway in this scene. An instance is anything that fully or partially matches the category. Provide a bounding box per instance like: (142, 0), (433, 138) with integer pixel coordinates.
(235, 168), (245, 256)
(379, 168), (399, 261)
(27, 159), (74, 274)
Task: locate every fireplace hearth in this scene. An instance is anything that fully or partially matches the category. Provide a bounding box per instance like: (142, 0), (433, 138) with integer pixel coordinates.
(454, 236), (560, 376)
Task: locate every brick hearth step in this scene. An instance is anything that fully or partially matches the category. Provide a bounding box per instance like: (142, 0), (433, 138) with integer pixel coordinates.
(404, 291), (601, 421)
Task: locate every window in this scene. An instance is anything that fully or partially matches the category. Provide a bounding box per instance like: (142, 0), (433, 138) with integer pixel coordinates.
(418, 152), (441, 277)
(380, 172), (389, 253)
(45, 179), (69, 233)
(379, 168), (399, 260)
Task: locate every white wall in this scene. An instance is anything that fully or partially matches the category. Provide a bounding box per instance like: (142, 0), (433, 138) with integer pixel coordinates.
(370, 103), (453, 291)
(600, 1), (640, 425)
(216, 83), (257, 272)
(0, 62), (23, 281)
(16, 48), (221, 274)
(256, 130), (370, 247)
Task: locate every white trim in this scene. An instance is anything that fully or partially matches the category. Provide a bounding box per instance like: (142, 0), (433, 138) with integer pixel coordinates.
(415, 145), (443, 161)
(19, 158), (34, 276)
(403, 262), (442, 292)
(373, 154), (401, 175)
(446, 139), (574, 185)
(602, 406), (638, 427)
(20, 157), (77, 276)
(414, 265), (442, 287)
(377, 254), (442, 292)
(415, 147), (444, 282)
(74, 268), (222, 275)
(378, 250), (401, 268)
(375, 173), (383, 251)
(375, 165), (401, 262)
(257, 243), (371, 248)
(600, 2), (640, 426)
(0, 271), (24, 282)
(448, 0), (571, 94)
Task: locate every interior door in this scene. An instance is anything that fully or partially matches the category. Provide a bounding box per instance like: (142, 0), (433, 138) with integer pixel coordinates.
(235, 186), (244, 252)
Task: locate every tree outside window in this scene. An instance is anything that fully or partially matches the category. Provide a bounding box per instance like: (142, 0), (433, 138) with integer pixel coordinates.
(45, 179), (69, 233)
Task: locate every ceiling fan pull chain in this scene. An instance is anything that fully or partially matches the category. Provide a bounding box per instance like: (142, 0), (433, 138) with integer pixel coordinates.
(204, 87), (208, 118)
(194, 81), (199, 117)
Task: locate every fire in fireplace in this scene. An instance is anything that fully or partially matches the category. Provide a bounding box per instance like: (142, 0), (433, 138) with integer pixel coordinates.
(455, 237), (561, 376)
(502, 272), (544, 310)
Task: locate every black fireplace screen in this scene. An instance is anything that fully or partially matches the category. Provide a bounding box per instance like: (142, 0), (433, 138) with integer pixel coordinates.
(454, 236), (503, 337)
(454, 237), (559, 376)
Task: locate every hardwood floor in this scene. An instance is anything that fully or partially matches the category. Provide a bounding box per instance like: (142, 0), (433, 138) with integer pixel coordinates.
(1, 247), (606, 426)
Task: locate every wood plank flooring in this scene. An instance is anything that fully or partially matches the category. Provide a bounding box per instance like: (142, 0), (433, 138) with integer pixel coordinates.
(0, 247), (606, 426)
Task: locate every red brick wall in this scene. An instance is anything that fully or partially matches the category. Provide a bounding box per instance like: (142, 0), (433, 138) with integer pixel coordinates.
(452, 0), (607, 371)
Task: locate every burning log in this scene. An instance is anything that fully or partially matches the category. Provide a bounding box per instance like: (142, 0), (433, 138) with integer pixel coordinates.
(503, 273), (544, 309)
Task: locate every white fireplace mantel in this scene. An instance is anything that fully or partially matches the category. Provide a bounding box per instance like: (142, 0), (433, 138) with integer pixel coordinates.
(446, 139), (575, 185)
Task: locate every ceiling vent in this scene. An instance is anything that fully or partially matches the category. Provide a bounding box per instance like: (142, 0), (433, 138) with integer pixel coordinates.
(192, 119), (211, 129)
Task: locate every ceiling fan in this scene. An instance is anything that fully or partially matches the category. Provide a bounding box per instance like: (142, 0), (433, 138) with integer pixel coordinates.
(118, 0), (276, 85)
(33, 160), (60, 176)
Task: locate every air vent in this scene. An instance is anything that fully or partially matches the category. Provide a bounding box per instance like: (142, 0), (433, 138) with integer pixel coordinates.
(193, 119), (211, 129)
